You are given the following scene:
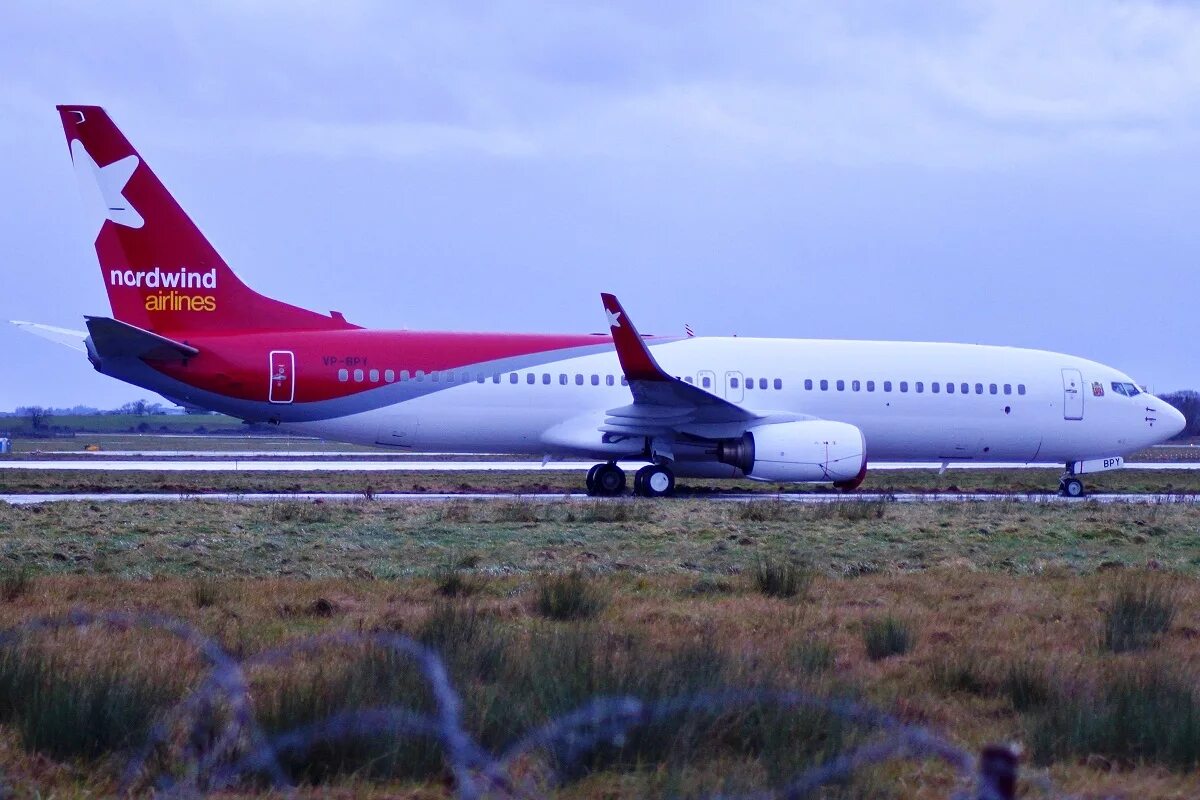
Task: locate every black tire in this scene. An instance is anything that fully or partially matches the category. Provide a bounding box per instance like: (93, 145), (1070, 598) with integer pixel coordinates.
(633, 465), (651, 496)
(636, 465), (675, 498)
(1062, 478), (1085, 498)
(594, 463), (626, 496)
(585, 464), (603, 495)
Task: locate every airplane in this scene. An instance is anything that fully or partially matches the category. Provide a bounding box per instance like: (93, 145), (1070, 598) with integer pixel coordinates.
(13, 105), (1186, 498)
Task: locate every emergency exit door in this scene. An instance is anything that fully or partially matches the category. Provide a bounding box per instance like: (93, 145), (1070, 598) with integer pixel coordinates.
(1061, 368), (1083, 420)
(269, 350), (295, 404)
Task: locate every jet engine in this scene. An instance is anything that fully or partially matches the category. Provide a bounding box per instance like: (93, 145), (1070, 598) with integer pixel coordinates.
(716, 420), (866, 483)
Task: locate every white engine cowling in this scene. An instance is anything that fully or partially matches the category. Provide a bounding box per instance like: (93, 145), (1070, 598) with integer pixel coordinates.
(717, 420), (866, 483)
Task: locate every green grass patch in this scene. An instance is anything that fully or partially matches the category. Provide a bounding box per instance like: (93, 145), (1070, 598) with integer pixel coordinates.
(862, 617), (915, 661)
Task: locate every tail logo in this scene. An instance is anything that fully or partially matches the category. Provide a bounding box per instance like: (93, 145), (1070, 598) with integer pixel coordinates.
(69, 139), (144, 230)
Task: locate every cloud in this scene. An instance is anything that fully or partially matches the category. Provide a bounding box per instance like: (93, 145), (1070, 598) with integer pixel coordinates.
(6, 1), (1200, 168)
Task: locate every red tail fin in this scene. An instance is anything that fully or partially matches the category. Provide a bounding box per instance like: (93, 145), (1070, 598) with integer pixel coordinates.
(57, 105), (357, 335)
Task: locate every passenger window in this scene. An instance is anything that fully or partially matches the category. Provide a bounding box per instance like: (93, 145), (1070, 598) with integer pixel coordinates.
(608, 375), (616, 386)
(989, 383), (997, 395)
(684, 376), (693, 384)
(621, 376), (628, 386)
(354, 369), (364, 382)
(476, 373), (485, 383)
(820, 380), (829, 391)
(947, 382), (955, 394)
(338, 368), (348, 382)
(745, 377), (753, 390)
(852, 380), (860, 391)
(899, 381), (908, 393)
(915, 381), (923, 393)
(931, 382), (940, 393)
(543, 374), (551, 385)
(416, 370), (425, 382)
(836, 380), (845, 391)
(400, 370), (410, 381)
(492, 374), (500, 383)
(592, 375), (600, 386)
(866, 380), (875, 392)
(960, 383), (968, 394)
(804, 379), (813, 390)
(369, 369), (379, 382)
(526, 374), (535, 385)
(1003, 384), (1011, 395)
(559, 374), (567, 385)
(384, 369), (395, 383)
(731, 377), (740, 388)
(774, 378), (782, 390)
(701, 376), (711, 388)
(509, 373), (518, 384)
(445, 372), (453, 383)
(975, 383), (983, 394)
(576, 374), (584, 385)
(757, 378), (766, 390)
(884, 381), (892, 392)
(1018, 384), (1026, 395)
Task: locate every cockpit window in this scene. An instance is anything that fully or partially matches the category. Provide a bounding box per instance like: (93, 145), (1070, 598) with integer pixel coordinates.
(1110, 382), (1141, 397)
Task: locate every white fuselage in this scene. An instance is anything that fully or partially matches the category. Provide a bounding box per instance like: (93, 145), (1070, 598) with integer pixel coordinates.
(288, 337), (1178, 464)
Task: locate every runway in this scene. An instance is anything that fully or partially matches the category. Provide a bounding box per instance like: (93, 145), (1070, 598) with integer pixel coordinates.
(1, 459), (1199, 471)
(1, 492), (1197, 505)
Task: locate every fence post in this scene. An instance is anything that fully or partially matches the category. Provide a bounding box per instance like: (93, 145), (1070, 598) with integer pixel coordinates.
(976, 744), (1018, 800)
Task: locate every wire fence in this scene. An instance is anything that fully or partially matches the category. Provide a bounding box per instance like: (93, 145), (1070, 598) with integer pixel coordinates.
(0, 610), (1073, 799)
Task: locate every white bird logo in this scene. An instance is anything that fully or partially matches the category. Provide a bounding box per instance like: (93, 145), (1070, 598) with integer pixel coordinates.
(70, 139), (144, 232)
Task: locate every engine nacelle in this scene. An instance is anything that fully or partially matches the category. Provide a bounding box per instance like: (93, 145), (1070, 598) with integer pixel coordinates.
(717, 420), (866, 483)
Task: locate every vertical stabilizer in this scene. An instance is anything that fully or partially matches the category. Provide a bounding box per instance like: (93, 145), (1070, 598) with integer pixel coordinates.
(56, 105), (357, 335)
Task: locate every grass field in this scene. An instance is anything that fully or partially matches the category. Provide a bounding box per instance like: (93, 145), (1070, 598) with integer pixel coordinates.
(3, 466), (1200, 496)
(0, 499), (1195, 796)
(8, 433), (388, 453)
(1, 413), (248, 435)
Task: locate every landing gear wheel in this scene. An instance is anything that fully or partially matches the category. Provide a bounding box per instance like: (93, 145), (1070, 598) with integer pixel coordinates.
(592, 463), (626, 496)
(1060, 477), (1085, 498)
(634, 464), (675, 498)
(585, 464), (603, 495)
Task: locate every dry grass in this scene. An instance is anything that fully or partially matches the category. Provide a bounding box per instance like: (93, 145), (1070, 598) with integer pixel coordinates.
(0, 498), (1194, 796)
(0, 570), (1189, 796)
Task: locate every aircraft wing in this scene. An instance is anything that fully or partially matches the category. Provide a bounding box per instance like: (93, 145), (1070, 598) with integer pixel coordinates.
(10, 321), (88, 352)
(600, 293), (761, 440)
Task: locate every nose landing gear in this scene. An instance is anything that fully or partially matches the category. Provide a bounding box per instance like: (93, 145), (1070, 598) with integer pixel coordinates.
(1059, 475), (1085, 498)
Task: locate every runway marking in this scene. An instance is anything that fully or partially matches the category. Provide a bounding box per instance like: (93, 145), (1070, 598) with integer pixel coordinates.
(1, 492), (1196, 505)
(2, 459), (1199, 472)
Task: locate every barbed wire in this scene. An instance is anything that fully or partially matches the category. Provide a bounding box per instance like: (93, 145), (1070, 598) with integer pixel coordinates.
(0, 610), (1076, 799)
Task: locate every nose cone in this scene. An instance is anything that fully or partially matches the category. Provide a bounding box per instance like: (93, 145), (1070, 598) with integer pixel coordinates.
(1155, 397), (1187, 441)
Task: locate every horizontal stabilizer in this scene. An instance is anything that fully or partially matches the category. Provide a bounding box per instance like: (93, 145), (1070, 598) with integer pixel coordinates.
(85, 316), (199, 361)
(9, 321), (88, 352)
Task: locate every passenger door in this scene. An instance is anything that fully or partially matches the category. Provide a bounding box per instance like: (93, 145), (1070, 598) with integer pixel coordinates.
(268, 350), (295, 404)
(725, 370), (744, 403)
(1062, 368), (1083, 420)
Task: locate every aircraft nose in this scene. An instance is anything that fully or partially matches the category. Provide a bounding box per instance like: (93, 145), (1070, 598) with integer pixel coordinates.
(1160, 399), (1187, 439)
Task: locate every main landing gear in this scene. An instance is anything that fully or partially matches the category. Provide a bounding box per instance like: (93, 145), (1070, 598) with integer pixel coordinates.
(586, 462), (675, 497)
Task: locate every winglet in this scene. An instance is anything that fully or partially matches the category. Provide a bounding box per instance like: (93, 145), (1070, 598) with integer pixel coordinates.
(601, 293), (667, 382)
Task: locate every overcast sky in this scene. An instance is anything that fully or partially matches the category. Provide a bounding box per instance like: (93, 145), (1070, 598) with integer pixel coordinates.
(2, 0), (1198, 410)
